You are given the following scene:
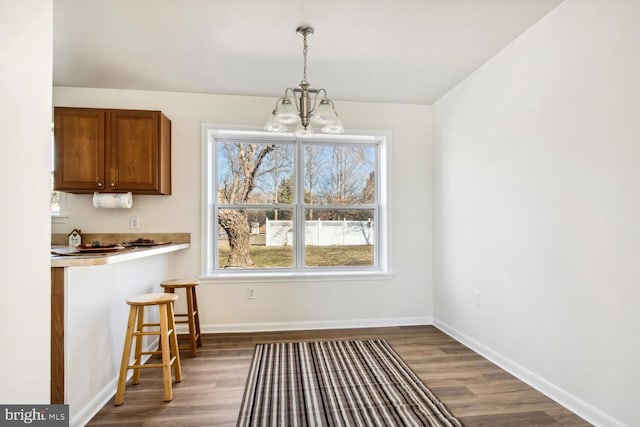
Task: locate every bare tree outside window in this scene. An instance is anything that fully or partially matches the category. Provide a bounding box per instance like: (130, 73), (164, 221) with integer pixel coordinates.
(216, 142), (293, 267)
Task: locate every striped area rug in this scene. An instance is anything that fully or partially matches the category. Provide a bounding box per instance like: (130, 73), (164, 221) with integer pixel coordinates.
(237, 339), (462, 427)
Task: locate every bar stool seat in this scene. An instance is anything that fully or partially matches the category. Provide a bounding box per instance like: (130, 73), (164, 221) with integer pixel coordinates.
(115, 293), (182, 405)
(161, 278), (202, 356)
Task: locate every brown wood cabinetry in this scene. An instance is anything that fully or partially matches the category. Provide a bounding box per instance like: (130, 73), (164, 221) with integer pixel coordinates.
(54, 107), (171, 195)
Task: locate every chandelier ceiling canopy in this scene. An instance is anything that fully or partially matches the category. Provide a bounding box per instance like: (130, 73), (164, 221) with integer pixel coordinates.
(264, 25), (344, 136)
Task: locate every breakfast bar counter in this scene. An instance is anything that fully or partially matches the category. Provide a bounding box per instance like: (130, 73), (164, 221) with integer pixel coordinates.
(50, 235), (190, 427)
(51, 242), (190, 267)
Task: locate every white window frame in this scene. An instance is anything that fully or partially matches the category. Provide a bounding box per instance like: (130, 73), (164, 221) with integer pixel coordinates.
(201, 124), (392, 281)
(50, 175), (68, 223)
(51, 126), (67, 223)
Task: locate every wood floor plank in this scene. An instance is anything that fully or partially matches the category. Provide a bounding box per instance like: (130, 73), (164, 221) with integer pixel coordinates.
(461, 410), (560, 427)
(86, 326), (591, 426)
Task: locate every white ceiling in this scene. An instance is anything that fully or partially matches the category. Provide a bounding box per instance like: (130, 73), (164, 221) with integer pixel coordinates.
(53, 0), (563, 105)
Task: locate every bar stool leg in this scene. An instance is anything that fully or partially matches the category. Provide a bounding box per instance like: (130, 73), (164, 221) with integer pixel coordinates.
(168, 301), (182, 382)
(115, 306), (137, 406)
(155, 287), (173, 357)
(191, 286), (202, 348)
(132, 306), (145, 384)
(185, 289), (197, 356)
(159, 304), (173, 402)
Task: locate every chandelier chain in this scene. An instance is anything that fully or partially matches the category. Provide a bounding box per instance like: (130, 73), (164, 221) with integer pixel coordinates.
(302, 33), (308, 82)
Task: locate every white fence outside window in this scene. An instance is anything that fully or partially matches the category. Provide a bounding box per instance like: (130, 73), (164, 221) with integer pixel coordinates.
(266, 219), (375, 246)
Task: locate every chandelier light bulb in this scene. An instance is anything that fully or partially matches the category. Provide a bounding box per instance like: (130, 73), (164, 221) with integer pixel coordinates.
(311, 99), (338, 125)
(274, 98), (300, 124)
(294, 124), (314, 137)
(321, 116), (345, 134)
(264, 110), (288, 132)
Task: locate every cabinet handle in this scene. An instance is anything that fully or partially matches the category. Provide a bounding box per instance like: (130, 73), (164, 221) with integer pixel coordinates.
(111, 182), (116, 187)
(97, 182), (103, 187)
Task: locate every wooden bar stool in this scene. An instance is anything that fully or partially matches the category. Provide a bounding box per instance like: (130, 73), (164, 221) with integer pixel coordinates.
(161, 278), (202, 356)
(115, 293), (182, 405)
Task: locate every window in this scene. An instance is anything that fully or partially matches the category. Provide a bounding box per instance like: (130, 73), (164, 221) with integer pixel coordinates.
(203, 126), (389, 277)
(51, 126), (67, 220)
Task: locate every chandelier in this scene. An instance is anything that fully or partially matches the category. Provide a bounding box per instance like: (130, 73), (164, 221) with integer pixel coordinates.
(264, 25), (344, 136)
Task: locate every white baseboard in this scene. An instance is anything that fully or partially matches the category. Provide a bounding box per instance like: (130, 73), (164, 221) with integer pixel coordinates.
(71, 376), (119, 427)
(70, 341), (158, 427)
(201, 316), (433, 334)
(433, 319), (626, 427)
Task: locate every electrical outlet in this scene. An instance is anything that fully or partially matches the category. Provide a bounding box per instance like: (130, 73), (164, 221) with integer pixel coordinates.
(129, 216), (140, 230)
(474, 290), (481, 307)
(247, 287), (257, 300)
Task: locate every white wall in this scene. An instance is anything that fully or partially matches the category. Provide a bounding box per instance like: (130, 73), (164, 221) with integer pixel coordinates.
(0, 1), (52, 403)
(433, 1), (640, 426)
(52, 87), (433, 330)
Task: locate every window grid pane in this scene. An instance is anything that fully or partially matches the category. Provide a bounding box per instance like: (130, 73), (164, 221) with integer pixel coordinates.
(217, 141), (294, 205)
(217, 208), (295, 269)
(303, 208), (376, 268)
(302, 143), (377, 206)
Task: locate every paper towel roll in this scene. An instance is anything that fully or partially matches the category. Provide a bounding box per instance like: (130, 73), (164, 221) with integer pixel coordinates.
(92, 192), (133, 209)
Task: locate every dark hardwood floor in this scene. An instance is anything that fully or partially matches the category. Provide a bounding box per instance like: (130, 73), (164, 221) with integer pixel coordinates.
(87, 326), (591, 426)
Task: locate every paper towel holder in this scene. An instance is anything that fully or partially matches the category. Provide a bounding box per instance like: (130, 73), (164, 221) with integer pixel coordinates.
(92, 192), (134, 209)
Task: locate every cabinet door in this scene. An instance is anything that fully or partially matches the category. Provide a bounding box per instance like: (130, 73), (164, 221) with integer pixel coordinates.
(54, 108), (106, 192)
(108, 110), (161, 193)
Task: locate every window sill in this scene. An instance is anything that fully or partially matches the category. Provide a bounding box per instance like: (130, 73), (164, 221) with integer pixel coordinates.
(200, 270), (394, 284)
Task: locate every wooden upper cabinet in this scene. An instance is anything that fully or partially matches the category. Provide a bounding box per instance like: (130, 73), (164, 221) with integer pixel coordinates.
(54, 108), (106, 192)
(54, 107), (171, 195)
